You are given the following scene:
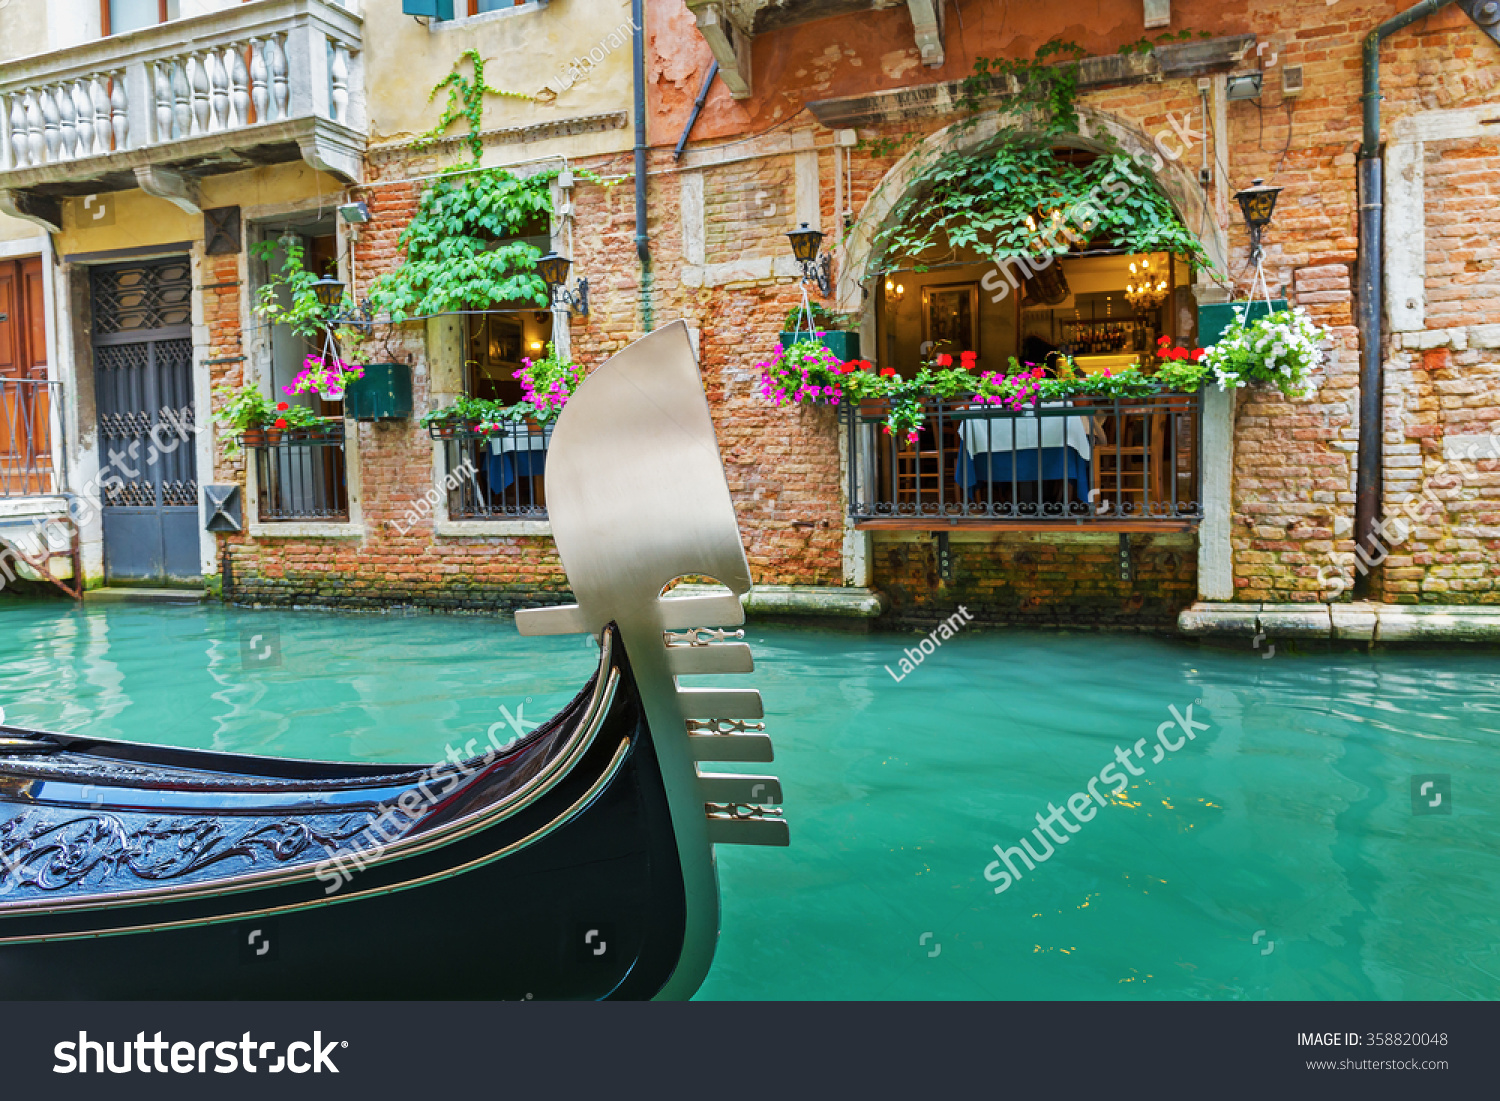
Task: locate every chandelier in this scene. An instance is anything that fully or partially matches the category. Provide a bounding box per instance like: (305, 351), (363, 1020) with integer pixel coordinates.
(1124, 254), (1170, 311)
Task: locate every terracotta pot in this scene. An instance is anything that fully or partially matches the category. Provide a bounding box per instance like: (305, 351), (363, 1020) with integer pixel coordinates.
(240, 426), (268, 448)
(858, 398), (891, 418)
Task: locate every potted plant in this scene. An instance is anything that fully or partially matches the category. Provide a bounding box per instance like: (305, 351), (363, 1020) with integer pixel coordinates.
(213, 386), (278, 455)
(421, 395), (520, 439)
(213, 385), (336, 454)
(515, 343), (584, 427)
(779, 301), (861, 362)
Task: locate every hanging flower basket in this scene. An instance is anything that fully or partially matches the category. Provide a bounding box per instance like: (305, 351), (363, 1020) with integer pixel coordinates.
(779, 330), (861, 362)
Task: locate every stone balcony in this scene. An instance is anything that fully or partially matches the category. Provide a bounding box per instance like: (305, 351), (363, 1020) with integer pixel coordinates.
(0, 0), (364, 231)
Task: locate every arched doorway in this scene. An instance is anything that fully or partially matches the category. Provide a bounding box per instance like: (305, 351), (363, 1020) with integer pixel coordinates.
(831, 106), (1227, 582)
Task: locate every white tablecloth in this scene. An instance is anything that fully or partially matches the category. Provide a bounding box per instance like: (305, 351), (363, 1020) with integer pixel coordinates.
(958, 403), (1095, 459)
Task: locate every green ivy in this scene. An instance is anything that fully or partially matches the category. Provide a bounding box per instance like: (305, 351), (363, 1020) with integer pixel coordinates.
(960, 40), (1088, 135)
(873, 143), (1209, 272)
(416, 48), (532, 165)
(367, 168), (557, 323)
(1116, 29), (1211, 57)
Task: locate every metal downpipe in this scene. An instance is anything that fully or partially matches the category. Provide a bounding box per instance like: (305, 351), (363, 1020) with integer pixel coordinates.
(1352, 0), (1455, 597)
(632, 0), (653, 331)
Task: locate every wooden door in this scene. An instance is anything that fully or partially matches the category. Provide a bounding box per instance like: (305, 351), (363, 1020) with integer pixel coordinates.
(1, 257), (51, 496)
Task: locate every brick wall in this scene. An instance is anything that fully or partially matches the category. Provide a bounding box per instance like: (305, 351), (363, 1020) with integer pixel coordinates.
(874, 534), (1198, 631)
(202, 1), (1500, 623)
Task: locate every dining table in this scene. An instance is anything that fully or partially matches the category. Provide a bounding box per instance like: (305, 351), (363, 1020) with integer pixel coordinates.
(955, 402), (1096, 504)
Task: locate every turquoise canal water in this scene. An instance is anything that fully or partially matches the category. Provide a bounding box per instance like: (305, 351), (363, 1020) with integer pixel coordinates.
(2, 597), (1498, 1000)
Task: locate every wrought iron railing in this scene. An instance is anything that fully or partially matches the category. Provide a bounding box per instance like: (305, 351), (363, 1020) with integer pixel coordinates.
(842, 393), (1202, 526)
(434, 422), (550, 520)
(252, 426), (349, 522)
(1, 379), (60, 498)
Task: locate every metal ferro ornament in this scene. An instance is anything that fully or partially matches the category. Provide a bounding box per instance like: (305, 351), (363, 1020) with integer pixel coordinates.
(516, 320), (785, 1000)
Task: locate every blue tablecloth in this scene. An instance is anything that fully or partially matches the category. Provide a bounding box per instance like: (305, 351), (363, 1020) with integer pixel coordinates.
(487, 449), (547, 491)
(958, 445), (1091, 503)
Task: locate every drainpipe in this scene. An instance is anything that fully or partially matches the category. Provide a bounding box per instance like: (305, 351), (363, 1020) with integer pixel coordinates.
(1353, 0), (1455, 597)
(673, 60), (719, 160)
(632, 0), (653, 332)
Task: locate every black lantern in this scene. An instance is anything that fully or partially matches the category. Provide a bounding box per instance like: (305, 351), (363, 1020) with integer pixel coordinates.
(1234, 178), (1283, 265)
(536, 252), (588, 317)
(310, 275), (345, 311)
(536, 251), (572, 290)
(786, 222), (831, 296)
(786, 222), (824, 264)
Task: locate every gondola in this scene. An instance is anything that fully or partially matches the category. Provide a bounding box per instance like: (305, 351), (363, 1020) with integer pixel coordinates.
(0, 321), (786, 1000)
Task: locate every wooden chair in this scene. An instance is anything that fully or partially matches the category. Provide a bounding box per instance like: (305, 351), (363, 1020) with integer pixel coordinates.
(1091, 402), (1168, 515)
(893, 421), (960, 506)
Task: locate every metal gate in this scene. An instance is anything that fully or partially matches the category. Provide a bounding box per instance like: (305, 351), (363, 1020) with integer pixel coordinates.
(91, 258), (199, 585)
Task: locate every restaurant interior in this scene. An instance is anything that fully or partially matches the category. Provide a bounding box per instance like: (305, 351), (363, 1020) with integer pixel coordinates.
(869, 248), (1198, 522)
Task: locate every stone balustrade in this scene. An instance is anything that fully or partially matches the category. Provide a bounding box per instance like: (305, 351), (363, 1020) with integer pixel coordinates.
(0, 0), (363, 228)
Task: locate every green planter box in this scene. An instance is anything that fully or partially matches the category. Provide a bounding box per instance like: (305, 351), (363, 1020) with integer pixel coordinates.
(1197, 299), (1288, 346)
(779, 330), (861, 362)
(345, 363), (413, 421)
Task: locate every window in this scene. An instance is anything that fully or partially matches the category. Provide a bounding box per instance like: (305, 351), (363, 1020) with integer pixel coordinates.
(468, 0), (528, 13)
(102, 0), (180, 37)
(252, 224), (352, 524)
(440, 309), (554, 520)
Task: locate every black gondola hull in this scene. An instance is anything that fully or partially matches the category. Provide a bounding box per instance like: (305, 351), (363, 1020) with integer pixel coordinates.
(0, 633), (688, 1000)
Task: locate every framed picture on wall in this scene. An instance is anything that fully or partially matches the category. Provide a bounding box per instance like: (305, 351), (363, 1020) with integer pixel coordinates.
(922, 282), (979, 357)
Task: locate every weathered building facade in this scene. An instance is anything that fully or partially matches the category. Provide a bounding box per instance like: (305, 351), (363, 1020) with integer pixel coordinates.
(3, 0), (1499, 641)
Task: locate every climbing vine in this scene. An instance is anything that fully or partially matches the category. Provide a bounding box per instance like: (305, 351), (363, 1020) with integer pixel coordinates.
(959, 39), (1089, 136)
(416, 48), (531, 164)
(367, 168), (557, 322)
(366, 161), (612, 323)
(873, 143), (1209, 272)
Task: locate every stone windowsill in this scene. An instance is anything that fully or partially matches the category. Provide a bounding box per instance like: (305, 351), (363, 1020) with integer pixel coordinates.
(434, 519), (553, 537)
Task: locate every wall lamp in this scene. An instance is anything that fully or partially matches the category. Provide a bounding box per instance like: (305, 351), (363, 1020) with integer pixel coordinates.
(1233, 177), (1283, 266)
(537, 252), (589, 317)
(787, 222), (832, 297)
(1226, 72), (1264, 101)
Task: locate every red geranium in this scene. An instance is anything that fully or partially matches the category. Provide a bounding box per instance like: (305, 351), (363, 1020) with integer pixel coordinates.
(1190, 348), (1206, 362)
(934, 353), (952, 367)
(276, 402), (290, 411)
(880, 367), (896, 377)
(1031, 367), (1046, 379)
(1157, 334), (1173, 348)
(273, 418), (288, 429)
(960, 350), (978, 366)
